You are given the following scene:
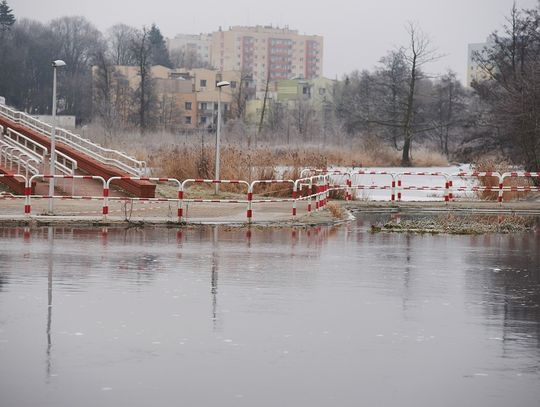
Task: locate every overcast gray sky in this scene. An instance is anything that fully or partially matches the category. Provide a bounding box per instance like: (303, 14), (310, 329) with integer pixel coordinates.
(9, 0), (539, 82)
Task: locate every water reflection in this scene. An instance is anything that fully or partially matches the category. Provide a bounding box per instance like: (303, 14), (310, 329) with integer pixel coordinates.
(46, 227), (53, 380)
(211, 226), (220, 331)
(466, 233), (540, 350)
(0, 220), (539, 407)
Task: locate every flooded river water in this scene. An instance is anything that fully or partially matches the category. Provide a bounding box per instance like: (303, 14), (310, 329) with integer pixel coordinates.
(0, 218), (539, 406)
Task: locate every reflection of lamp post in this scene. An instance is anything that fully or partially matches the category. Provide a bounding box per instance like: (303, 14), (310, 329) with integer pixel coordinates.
(215, 81), (230, 194)
(48, 60), (66, 213)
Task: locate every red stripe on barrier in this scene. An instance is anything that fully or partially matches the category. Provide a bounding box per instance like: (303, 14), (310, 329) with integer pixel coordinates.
(178, 191), (183, 199)
(103, 206), (109, 215)
(103, 188), (109, 197)
(247, 192), (253, 201)
(247, 209), (252, 218)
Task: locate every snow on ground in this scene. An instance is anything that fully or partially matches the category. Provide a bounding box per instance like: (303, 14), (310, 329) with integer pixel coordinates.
(327, 164), (477, 202)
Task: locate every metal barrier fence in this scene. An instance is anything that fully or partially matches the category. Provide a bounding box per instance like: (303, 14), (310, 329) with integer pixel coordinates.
(0, 170), (539, 221)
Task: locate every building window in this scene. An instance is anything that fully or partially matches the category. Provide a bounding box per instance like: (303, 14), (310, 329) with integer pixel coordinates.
(200, 116), (207, 125)
(185, 116), (192, 124)
(185, 102), (192, 110)
(200, 102), (208, 110)
(319, 88), (326, 95)
(230, 81), (237, 88)
(200, 79), (207, 87)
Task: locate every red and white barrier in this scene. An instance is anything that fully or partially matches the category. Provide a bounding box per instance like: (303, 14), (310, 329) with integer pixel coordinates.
(182, 178), (250, 222)
(0, 173), (27, 215)
(396, 172), (450, 202)
(451, 172), (503, 203)
(27, 174), (106, 216)
(250, 179), (295, 219)
(107, 176), (182, 221)
(350, 171), (397, 201)
(1, 169), (539, 222)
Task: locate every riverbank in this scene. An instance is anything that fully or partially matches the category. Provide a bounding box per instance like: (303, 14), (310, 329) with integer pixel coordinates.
(0, 199), (539, 233)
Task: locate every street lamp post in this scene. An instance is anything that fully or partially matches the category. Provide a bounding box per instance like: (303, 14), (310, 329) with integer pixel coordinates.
(215, 80), (230, 194)
(48, 60), (66, 213)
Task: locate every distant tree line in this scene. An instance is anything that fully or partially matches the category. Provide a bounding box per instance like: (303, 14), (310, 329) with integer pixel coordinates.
(0, 0), (539, 171)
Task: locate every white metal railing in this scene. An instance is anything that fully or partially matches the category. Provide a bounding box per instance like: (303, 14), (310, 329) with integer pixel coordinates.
(0, 140), (40, 178)
(5, 127), (48, 159)
(0, 104), (146, 176)
(3, 128), (77, 176)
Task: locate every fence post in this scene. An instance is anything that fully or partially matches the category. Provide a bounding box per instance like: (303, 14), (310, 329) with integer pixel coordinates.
(247, 185), (253, 223)
(102, 182), (109, 219)
(178, 188), (184, 222)
(292, 184), (297, 218)
(498, 173), (504, 204)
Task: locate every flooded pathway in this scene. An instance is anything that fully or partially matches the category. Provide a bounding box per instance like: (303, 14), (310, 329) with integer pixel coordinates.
(0, 219), (539, 406)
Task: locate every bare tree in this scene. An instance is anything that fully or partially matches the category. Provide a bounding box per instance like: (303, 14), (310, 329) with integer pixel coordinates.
(230, 70), (254, 121)
(107, 23), (137, 65)
(50, 16), (105, 122)
(131, 27), (156, 132)
(429, 71), (468, 157)
(400, 22), (440, 165)
(471, 3), (540, 174)
(170, 48), (211, 69)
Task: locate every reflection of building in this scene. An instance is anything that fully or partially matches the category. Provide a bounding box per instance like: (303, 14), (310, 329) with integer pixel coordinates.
(467, 39), (494, 86)
(92, 65), (239, 130)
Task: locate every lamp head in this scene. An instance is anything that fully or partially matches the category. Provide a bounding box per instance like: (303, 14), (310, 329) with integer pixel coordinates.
(52, 60), (67, 68)
(216, 81), (230, 88)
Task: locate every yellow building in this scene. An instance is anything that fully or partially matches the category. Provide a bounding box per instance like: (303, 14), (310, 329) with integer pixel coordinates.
(93, 65), (239, 130)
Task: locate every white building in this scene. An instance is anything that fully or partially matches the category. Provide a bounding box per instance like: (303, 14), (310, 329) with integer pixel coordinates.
(167, 33), (213, 67)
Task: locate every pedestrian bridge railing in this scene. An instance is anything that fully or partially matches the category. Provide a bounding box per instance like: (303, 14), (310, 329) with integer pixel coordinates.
(0, 104), (146, 176)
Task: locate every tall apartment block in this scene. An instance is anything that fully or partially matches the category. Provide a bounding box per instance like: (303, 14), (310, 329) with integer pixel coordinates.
(211, 26), (323, 90)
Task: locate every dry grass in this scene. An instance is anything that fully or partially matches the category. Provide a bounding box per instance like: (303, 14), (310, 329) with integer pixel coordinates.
(473, 158), (531, 201)
(144, 140), (451, 198)
(326, 202), (346, 219)
(410, 147), (449, 167)
(380, 213), (534, 234)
